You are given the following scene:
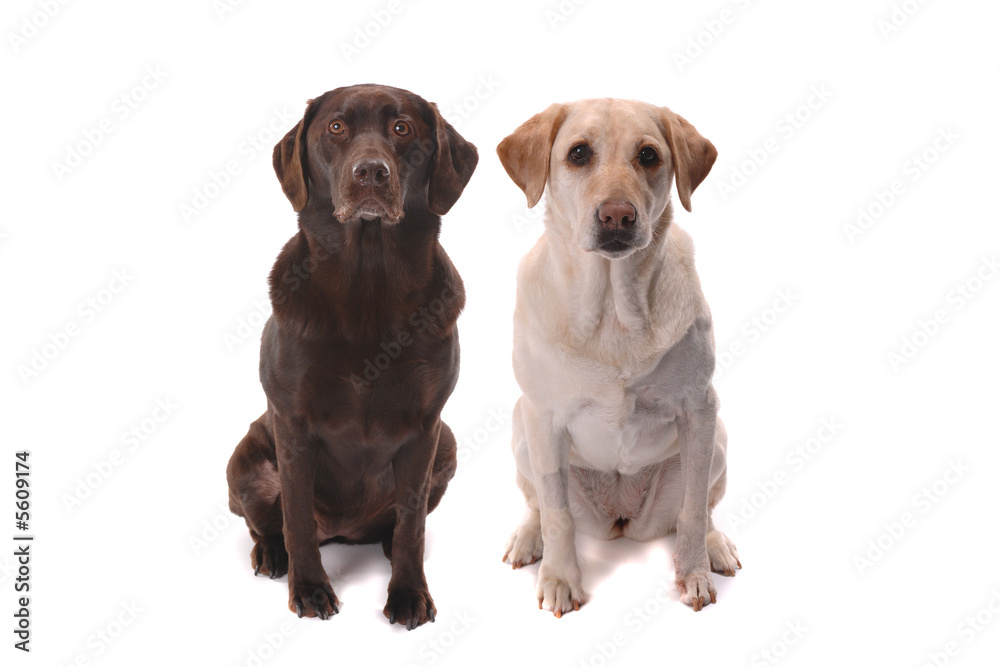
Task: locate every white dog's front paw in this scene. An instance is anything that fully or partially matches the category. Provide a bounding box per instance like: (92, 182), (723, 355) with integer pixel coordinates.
(676, 570), (717, 612)
(707, 529), (742, 577)
(503, 518), (544, 569)
(537, 565), (586, 618)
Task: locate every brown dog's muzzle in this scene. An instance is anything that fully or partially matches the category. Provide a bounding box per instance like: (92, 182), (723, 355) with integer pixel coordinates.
(334, 146), (404, 224)
(352, 158), (391, 187)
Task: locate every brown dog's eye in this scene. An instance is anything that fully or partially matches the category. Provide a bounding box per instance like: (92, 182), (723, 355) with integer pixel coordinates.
(639, 146), (659, 166)
(569, 144), (591, 164)
(329, 120), (345, 134)
(393, 121), (410, 136)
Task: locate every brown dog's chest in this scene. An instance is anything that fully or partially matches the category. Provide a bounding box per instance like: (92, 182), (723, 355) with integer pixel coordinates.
(270, 325), (459, 444)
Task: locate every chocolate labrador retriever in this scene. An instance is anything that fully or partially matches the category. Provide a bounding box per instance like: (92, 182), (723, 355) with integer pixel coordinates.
(226, 84), (478, 630)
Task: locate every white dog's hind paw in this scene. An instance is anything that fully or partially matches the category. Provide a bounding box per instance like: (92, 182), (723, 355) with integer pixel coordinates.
(502, 519), (544, 569)
(707, 530), (741, 577)
(676, 570), (717, 612)
(537, 568), (586, 618)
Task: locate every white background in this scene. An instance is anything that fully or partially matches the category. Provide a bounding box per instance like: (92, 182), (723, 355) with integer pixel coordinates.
(4, 0), (1000, 665)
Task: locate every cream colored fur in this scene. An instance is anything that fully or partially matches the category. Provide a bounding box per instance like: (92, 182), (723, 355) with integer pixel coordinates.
(498, 98), (740, 615)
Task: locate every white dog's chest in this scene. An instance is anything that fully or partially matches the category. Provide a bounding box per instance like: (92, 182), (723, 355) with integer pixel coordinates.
(552, 355), (681, 475)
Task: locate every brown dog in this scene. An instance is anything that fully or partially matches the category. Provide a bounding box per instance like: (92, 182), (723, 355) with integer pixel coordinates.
(226, 84), (477, 630)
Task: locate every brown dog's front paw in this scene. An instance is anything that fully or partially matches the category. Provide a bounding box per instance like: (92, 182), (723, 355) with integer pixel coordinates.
(383, 587), (436, 630)
(251, 535), (288, 579)
(288, 580), (340, 620)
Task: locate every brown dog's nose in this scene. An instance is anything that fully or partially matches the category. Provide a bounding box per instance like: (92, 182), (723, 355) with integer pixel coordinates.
(597, 200), (637, 231)
(352, 159), (390, 187)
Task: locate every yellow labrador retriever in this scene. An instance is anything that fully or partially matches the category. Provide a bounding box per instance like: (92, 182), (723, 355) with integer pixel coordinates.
(498, 99), (739, 615)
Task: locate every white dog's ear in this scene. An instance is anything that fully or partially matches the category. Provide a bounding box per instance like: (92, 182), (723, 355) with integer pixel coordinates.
(659, 108), (717, 212)
(497, 104), (566, 208)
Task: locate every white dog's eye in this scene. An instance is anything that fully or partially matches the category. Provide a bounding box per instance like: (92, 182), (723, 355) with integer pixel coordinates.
(639, 146), (659, 166)
(569, 144), (591, 164)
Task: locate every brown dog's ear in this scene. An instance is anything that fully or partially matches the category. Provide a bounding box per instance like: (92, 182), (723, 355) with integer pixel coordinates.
(427, 103), (479, 216)
(496, 104), (565, 208)
(272, 98), (319, 212)
(659, 108), (717, 212)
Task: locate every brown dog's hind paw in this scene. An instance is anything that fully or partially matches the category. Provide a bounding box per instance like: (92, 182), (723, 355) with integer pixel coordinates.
(289, 580), (340, 620)
(251, 535), (289, 579)
(383, 588), (436, 630)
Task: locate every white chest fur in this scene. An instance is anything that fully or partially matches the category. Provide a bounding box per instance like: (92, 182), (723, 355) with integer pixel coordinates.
(513, 222), (708, 476)
(526, 340), (682, 475)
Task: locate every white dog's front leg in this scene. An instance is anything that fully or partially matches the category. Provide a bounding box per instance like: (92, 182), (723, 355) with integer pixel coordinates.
(523, 403), (586, 617)
(674, 386), (720, 611)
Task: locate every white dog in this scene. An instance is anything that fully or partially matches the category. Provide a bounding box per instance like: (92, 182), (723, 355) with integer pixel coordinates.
(498, 99), (740, 615)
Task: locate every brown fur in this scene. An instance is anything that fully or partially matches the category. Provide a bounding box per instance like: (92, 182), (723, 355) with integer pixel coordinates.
(226, 84), (477, 630)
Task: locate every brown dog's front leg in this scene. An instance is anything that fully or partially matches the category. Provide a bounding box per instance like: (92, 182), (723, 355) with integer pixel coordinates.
(383, 420), (441, 630)
(274, 414), (340, 620)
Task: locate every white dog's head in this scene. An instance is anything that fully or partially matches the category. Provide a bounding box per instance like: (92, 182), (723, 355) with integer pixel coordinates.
(498, 99), (716, 259)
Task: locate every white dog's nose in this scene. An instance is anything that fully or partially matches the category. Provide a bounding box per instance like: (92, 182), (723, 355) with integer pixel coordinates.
(597, 200), (637, 231)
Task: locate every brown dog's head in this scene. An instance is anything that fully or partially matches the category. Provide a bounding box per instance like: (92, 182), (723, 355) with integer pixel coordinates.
(273, 84), (478, 224)
(497, 99), (716, 259)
